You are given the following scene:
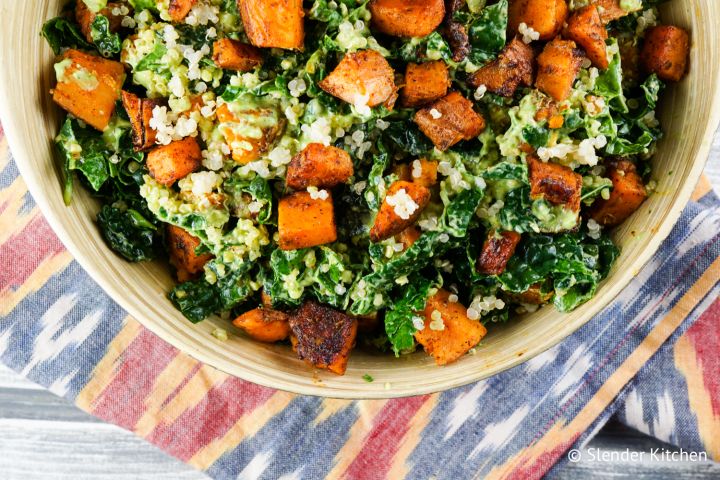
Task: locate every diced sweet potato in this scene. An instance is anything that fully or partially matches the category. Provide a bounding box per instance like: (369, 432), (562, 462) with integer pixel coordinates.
(289, 301), (358, 375)
(76, 1), (126, 43)
(508, 0), (568, 41)
(370, 181), (431, 242)
(368, 0), (445, 38)
(395, 225), (422, 251)
(238, 0), (304, 50)
(216, 103), (284, 164)
(412, 159), (439, 188)
(121, 91), (160, 151)
(535, 38), (584, 102)
(528, 155), (583, 211)
(285, 143), (354, 190)
(414, 289), (488, 366)
(278, 191), (337, 250)
(401, 61), (451, 107)
(589, 160), (647, 226)
(233, 307), (291, 343)
(168, 0), (196, 22)
(212, 38), (263, 72)
(52, 49), (125, 131)
(565, 5), (609, 69)
(319, 50), (398, 109)
(414, 92), (486, 151)
(641, 25), (690, 82)
(510, 283), (554, 305)
(146, 137), (202, 186)
(592, 0), (632, 25)
(166, 225), (213, 282)
(467, 37), (535, 97)
(477, 230), (522, 276)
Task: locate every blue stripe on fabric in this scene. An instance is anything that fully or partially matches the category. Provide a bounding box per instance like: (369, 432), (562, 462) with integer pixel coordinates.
(0, 261), (126, 398)
(205, 397), (358, 480)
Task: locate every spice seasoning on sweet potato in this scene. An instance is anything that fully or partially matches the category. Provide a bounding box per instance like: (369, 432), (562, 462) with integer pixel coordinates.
(278, 191), (337, 250)
(401, 61), (451, 108)
(212, 38), (263, 72)
(590, 160), (648, 226)
(368, 0), (445, 38)
(238, 0), (304, 50)
(167, 225), (213, 282)
(535, 38), (584, 102)
(414, 92), (485, 151)
(467, 37), (534, 97)
(641, 25), (690, 82)
(289, 301), (358, 375)
(477, 230), (522, 276)
(414, 289), (488, 366)
(146, 137), (203, 186)
(528, 155), (583, 211)
(319, 49), (398, 109)
(564, 5), (609, 70)
(233, 307), (291, 343)
(370, 181), (431, 242)
(121, 91), (160, 151)
(508, 0), (568, 41)
(52, 49), (125, 131)
(285, 143), (354, 190)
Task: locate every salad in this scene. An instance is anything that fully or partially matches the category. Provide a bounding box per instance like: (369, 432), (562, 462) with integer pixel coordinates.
(43, 0), (689, 374)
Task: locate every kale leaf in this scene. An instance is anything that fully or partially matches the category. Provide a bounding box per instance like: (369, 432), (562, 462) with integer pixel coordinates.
(90, 15), (122, 58)
(42, 16), (93, 55)
(468, 0), (508, 65)
(97, 204), (158, 262)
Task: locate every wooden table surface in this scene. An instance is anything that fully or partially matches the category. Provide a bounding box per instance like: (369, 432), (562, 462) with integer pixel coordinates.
(2, 140), (719, 479)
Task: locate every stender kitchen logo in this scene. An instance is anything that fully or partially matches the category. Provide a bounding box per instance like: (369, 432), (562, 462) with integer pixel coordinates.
(567, 447), (709, 463)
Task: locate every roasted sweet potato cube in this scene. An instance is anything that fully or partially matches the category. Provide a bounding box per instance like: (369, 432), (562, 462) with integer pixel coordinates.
(368, 0), (445, 38)
(52, 49), (125, 131)
(414, 289), (487, 366)
(285, 143), (354, 190)
(535, 38), (584, 102)
(278, 191), (337, 250)
(590, 160), (647, 226)
(565, 5), (609, 70)
(467, 37), (534, 97)
(528, 155), (583, 211)
(216, 103), (284, 164)
(76, 1), (126, 43)
(289, 301), (358, 375)
(166, 225), (213, 282)
(401, 61), (450, 108)
(509, 283), (554, 305)
(641, 25), (690, 82)
(477, 230), (522, 276)
(414, 92), (485, 151)
(319, 50), (398, 109)
(592, 0), (634, 25)
(370, 181), (431, 242)
(508, 0), (568, 41)
(411, 159), (439, 188)
(395, 225), (422, 251)
(212, 38), (263, 72)
(122, 91), (160, 151)
(238, 0), (304, 50)
(146, 137), (202, 186)
(233, 307), (291, 343)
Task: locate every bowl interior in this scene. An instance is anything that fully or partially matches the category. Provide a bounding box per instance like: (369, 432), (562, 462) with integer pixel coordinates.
(1, 1), (718, 398)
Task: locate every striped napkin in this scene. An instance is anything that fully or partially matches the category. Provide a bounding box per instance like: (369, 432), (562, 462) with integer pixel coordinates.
(1, 123), (719, 480)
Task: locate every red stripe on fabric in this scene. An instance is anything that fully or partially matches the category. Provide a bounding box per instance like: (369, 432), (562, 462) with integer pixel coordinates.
(0, 215), (65, 290)
(504, 435), (578, 480)
(90, 328), (179, 430)
(343, 395), (430, 480)
(683, 296), (720, 416)
(145, 377), (276, 461)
